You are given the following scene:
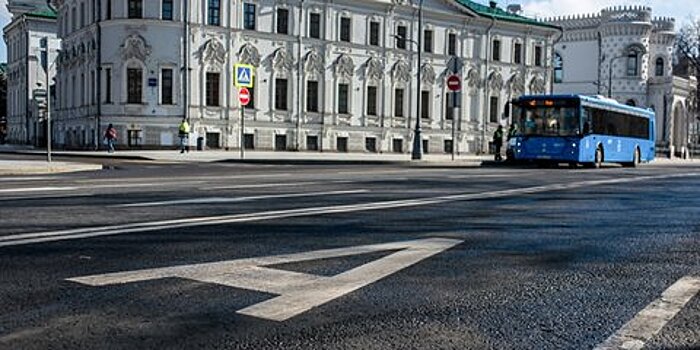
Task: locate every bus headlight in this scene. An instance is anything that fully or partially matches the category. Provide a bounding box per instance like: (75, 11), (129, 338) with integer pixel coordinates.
(572, 143), (577, 147)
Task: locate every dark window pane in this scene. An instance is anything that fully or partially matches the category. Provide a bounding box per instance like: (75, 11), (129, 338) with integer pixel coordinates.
(492, 40), (501, 61)
(309, 13), (321, 38)
(448, 33), (456, 55)
(307, 81), (318, 112)
(367, 86), (377, 116)
(535, 46), (542, 67)
(337, 137), (348, 152)
(105, 68), (112, 103)
(396, 26), (407, 49)
(244, 3), (256, 30)
(340, 17), (351, 42)
(208, 0), (221, 26)
(421, 91), (430, 119)
(206, 72), (220, 106)
(365, 137), (377, 152)
(489, 96), (499, 123)
(370, 22), (380, 46)
(394, 89), (404, 117)
(306, 135), (319, 151)
(127, 68), (142, 104)
(655, 57), (664, 76)
(338, 83), (349, 114)
(445, 93), (453, 120)
(245, 85), (255, 109)
(275, 78), (288, 110)
(162, 0), (173, 20)
(277, 8), (289, 34)
(161, 69), (173, 105)
(423, 30), (432, 53)
(128, 0), (142, 19)
(514, 43), (522, 64)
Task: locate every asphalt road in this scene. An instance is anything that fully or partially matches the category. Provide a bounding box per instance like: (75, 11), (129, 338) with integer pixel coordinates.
(0, 154), (699, 350)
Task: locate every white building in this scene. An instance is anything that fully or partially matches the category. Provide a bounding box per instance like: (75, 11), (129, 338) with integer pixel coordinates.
(545, 6), (697, 157)
(51, 0), (559, 154)
(3, 2), (61, 145)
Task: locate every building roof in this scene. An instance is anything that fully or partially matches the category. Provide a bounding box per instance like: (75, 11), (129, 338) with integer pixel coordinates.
(25, 8), (57, 19)
(454, 0), (560, 30)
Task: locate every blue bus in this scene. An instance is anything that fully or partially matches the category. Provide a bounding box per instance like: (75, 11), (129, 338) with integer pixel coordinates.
(509, 94), (655, 168)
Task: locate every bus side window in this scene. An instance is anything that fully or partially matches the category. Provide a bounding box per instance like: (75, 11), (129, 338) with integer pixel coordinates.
(582, 108), (592, 134)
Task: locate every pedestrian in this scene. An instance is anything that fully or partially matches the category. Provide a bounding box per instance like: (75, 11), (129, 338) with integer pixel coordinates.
(507, 124), (517, 141)
(178, 118), (190, 153)
(493, 125), (504, 162)
(104, 124), (117, 153)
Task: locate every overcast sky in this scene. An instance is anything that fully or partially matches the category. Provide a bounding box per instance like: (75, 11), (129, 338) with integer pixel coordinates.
(0, 0), (697, 62)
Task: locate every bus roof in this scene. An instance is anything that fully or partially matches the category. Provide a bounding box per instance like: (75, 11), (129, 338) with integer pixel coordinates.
(515, 94), (654, 119)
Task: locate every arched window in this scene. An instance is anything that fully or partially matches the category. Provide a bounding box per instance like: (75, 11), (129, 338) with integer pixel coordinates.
(625, 99), (636, 107)
(553, 53), (563, 83)
(655, 57), (664, 77)
(626, 47), (640, 76)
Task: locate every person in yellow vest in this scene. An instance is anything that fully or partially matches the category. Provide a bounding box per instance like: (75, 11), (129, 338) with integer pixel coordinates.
(178, 118), (190, 153)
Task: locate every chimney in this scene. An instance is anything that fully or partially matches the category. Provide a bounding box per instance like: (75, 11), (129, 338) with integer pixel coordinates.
(489, 1), (498, 9)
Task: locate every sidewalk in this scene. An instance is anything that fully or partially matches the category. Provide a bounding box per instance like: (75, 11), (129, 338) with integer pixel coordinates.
(0, 144), (491, 165)
(0, 160), (103, 175)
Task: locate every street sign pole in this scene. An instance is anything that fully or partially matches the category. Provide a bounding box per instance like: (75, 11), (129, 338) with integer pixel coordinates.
(234, 64), (254, 160)
(452, 97), (456, 161)
(446, 73), (461, 162)
(241, 107), (245, 160)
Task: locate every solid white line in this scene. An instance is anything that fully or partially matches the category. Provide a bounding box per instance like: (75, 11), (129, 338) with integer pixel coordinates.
(113, 189), (368, 207)
(201, 181), (320, 191)
(0, 172), (697, 247)
(0, 176), (60, 181)
(0, 186), (78, 193)
(594, 276), (700, 350)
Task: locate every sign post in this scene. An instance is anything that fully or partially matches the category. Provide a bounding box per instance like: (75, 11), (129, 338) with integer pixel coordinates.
(446, 74), (462, 161)
(234, 64), (254, 159)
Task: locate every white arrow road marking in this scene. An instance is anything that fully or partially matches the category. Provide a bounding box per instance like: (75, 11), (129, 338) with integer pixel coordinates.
(1, 173), (698, 247)
(594, 276), (700, 350)
(113, 189), (368, 207)
(67, 238), (463, 321)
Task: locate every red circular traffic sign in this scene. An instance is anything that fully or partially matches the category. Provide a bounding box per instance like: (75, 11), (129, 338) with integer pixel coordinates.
(239, 87), (250, 106)
(447, 75), (461, 92)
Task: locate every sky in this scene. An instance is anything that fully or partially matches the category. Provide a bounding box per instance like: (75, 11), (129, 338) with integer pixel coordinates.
(0, 0), (697, 62)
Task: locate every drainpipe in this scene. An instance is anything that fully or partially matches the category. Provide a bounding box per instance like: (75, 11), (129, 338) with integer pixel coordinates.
(482, 15), (495, 154)
(296, 0), (305, 151)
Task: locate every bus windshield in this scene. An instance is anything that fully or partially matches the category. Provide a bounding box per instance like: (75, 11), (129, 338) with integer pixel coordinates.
(514, 104), (580, 137)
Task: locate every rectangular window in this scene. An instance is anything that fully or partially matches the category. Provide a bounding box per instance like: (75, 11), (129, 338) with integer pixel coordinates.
(80, 3), (85, 28)
(492, 40), (501, 61)
(535, 46), (542, 67)
(423, 30), (433, 53)
(445, 93), (453, 120)
(394, 88), (404, 117)
(128, 0), (142, 19)
(421, 91), (430, 119)
(338, 83), (349, 114)
(161, 68), (173, 105)
(514, 43), (522, 64)
(208, 0), (221, 26)
(422, 139), (429, 154)
(244, 3), (256, 30)
(337, 137), (348, 152)
(369, 22), (380, 46)
(309, 13), (321, 39)
(392, 139), (403, 153)
(275, 135), (287, 151)
(365, 137), (377, 152)
(444, 139), (453, 153)
(307, 80), (319, 112)
(127, 68), (142, 104)
(106, 0), (111, 19)
(105, 68), (112, 103)
(340, 17), (351, 42)
(448, 33), (457, 55)
(244, 134), (255, 149)
(367, 86), (377, 116)
(162, 0), (173, 20)
(275, 78), (288, 110)
(245, 85), (255, 109)
(276, 8), (289, 34)
(206, 72), (220, 106)
(489, 96), (499, 123)
(306, 135), (319, 151)
(396, 25), (407, 49)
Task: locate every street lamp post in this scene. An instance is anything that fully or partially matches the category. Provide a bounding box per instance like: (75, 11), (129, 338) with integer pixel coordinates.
(412, 0), (424, 160)
(608, 55), (627, 98)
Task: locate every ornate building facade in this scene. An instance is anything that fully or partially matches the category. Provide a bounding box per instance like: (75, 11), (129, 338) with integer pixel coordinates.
(546, 6), (697, 156)
(50, 0), (559, 154)
(2, 2), (60, 145)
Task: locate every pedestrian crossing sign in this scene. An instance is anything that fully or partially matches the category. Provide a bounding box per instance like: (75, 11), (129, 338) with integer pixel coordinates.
(234, 64), (254, 88)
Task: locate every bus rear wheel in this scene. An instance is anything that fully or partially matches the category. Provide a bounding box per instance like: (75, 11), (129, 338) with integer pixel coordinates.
(624, 148), (641, 168)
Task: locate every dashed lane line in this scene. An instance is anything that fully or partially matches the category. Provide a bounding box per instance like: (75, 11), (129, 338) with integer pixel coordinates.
(0, 172), (697, 248)
(594, 275), (700, 350)
(113, 189), (369, 207)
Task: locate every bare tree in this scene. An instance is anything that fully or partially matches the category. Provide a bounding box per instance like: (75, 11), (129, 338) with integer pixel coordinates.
(677, 19), (700, 146)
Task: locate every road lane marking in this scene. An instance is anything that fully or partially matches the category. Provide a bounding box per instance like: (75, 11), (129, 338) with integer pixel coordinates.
(201, 181), (322, 191)
(113, 189), (368, 207)
(0, 186), (78, 193)
(0, 176), (61, 181)
(594, 276), (700, 350)
(67, 237), (462, 321)
(1, 172), (698, 247)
